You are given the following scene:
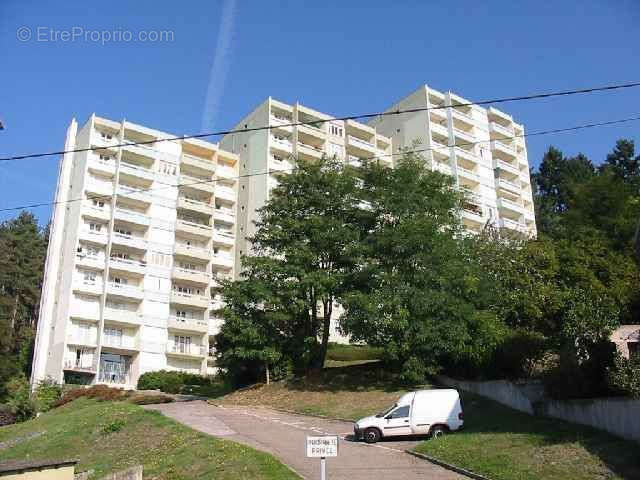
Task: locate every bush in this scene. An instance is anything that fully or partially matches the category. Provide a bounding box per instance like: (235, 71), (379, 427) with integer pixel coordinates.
(0, 404), (17, 426)
(128, 394), (174, 405)
(137, 370), (222, 395)
(487, 330), (549, 380)
(33, 377), (63, 412)
(6, 375), (35, 422)
(101, 419), (125, 434)
(607, 354), (640, 398)
(55, 385), (129, 407)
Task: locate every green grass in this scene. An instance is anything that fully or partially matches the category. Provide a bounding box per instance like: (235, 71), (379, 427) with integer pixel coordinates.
(0, 398), (299, 480)
(415, 392), (640, 480)
(220, 362), (414, 421)
(325, 343), (383, 362)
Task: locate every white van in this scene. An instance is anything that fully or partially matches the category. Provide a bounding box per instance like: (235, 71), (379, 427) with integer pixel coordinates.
(354, 389), (464, 443)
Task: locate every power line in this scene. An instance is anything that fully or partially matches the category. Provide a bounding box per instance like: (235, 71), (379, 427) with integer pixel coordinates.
(1, 113), (639, 214)
(1, 81), (639, 163)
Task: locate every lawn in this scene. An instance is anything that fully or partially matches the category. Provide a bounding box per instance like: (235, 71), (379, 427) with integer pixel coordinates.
(221, 362), (640, 480)
(0, 398), (299, 480)
(415, 392), (640, 480)
(219, 362), (411, 421)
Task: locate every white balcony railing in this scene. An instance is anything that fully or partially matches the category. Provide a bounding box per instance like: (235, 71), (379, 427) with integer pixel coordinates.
(167, 342), (206, 357)
(64, 358), (97, 371)
(107, 282), (142, 297)
(493, 140), (516, 152)
(348, 135), (375, 149)
(177, 218), (211, 231)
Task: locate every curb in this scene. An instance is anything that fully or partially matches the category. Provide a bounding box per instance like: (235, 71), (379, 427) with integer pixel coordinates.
(405, 450), (491, 480)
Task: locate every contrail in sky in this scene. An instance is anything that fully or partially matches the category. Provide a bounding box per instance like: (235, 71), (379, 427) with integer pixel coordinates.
(201, 0), (237, 132)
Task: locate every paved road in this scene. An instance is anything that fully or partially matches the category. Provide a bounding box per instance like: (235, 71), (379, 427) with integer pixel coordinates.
(145, 401), (462, 480)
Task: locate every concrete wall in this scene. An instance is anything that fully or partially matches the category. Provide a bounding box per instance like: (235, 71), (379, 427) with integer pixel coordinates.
(437, 375), (640, 442)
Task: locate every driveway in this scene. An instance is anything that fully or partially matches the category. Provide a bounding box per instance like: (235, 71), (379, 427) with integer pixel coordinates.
(145, 401), (462, 479)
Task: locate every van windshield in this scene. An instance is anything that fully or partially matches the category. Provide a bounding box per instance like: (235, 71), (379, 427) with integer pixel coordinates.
(375, 403), (397, 418)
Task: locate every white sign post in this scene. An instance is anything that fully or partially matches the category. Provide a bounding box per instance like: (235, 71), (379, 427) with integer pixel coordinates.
(306, 435), (338, 480)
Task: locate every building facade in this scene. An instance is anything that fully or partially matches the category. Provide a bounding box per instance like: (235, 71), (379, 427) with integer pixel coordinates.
(31, 115), (238, 388)
(368, 85), (537, 236)
(219, 97), (393, 273)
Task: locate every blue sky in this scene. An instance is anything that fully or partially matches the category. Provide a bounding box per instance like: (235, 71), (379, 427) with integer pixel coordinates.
(1, 0), (639, 224)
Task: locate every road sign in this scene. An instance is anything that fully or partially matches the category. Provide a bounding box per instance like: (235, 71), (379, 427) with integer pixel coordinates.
(306, 435), (338, 458)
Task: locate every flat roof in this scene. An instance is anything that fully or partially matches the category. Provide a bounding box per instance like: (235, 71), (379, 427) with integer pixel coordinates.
(0, 459), (77, 474)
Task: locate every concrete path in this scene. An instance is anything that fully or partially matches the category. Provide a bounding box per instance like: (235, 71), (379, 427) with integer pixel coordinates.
(145, 401), (462, 480)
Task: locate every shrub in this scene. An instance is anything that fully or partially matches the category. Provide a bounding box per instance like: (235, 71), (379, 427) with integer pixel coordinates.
(0, 404), (17, 426)
(488, 329), (548, 380)
(6, 375), (35, 422)
(137, 370), (222, 395)
(128, 394), (174, 405)
(55, 385), (129, 407)
(33, 377), (63, 412)
(607, 353), (640, 398)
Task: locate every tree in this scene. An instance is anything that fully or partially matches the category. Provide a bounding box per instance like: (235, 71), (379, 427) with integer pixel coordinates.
(600, 139), (640, 184)
(215, 154), (363, 381)
(340, 151), (505, 382)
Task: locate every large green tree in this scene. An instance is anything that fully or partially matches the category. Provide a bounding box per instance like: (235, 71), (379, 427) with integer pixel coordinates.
(0, 212), (47, 397)
(340, 151), (505, 382)
(215, 155), (363, 382)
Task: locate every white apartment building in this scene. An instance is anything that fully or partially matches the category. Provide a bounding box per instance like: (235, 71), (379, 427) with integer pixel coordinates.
(368, 85), (537, 236)
(219, 97), (393, 272)
(31, 115), (238, 388)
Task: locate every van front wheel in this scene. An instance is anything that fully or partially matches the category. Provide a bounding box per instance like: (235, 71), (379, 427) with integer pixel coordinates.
(363, 427), (381, 444)
(430, 425), (447, 439)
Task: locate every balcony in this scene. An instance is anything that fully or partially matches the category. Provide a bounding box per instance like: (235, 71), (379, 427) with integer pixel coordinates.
(117, 185), (152, 205)
(456, 166), (480, 183)
(491, 140), (517, 159)
(103, 307), (141, 326)
(497, 197), (524, 215)
(176, 219), (212, 239)
(170, 291), (209, 309)
(496, 177), (521, 194)
(213, 208), (235, 224)
(215, 186), (236, 202)
(433, 161), (452, 175)
(167, 316), (209, 334)
(270, 114), (293, 132)
(271, 136), (293, 154)
(499, 218), (527, 233)
(179, 174), (215, 194)
(114, 207), (149, 227)
(106, 282), (144, 300)
(270, 157), (293, 174)
(88, 157), (116, 176)
(92, 131), (119, 149)
(76, 254), (105, 271)
(181, 153), (215, 172)
(66, 334), (97, 347)
(79, 228), (109, 245)
(297, 141), (323, 160)
(86, 179), (114, 197)
(495, 159), (520, 176)
(216, 165), (235, 179)
(212, 230), (235, 246)
(211, 253), (234, 269)
(454, 147), (479, 163)
(430, 122), (449, 138)
(453, 127), (475, 144)
(489, 121), (514, 138)
(178, 196), (213, 216)
(297, 122), (326, 139)
(119, 161), (155, 182)
(101, 335), (139, 354)
(109, 257), (147, 276)
(111, 232), (147, 251)
(451, 107), (474, 125)
(166, 342), (206, 359)
(174, 243), (211, 261)
(122, 139), (156, 160)
(347, 135), (376, 156)
(172, 267), (211, 285)
(83, 204), (111, 222)
(461, 207), (485, 225)
(64, 357), (97, 373)
(73, 280), (103, 296)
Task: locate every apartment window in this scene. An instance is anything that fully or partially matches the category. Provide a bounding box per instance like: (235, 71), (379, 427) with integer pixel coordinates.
(213, 247), (219, 255)
(86, 246), (99, 257)
(328, 142), (342, 159)
(100, 132), (113, 140)
(88, 222), (103, 232)
(174, 335), (191, 353)
(329, 124), (343, 137)
(92, 199), (105, 208)
(174, 285), (201, 295)
(111, 251), (130, 260)
(114, 227), (132, 236)
(83, 271), (97, 284)
(104, 327), (123, 347)
(112, 277), (128, 285)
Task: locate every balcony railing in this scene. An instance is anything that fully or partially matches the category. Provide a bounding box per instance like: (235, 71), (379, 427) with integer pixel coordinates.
(451, 107), (473, 120)
(457, 166), (480, 181)
(67, 334), (97, 346)
(497, 178), (521, 191)
(64, 358), (97, 372)
(496, 160), (520, 174)
(177, 218), (211, 231)
(498, 197), (524, 212)
(110, 256), (146, 269)
(120, 161), (153, 175)
(500, 218), (527, 231)
(271, 114), (292, 125)
(215, 207), (235, 217)
(107, 282), (142, 297)
(167, 342), (206, 357)
(115, 207), (149, 224)
(493, 140), (515, 152)
(271, 136), (292, 147)
(180, 197), (211, 209)
(168, 316), (209, 332)
(180, 173), (212, 185)
(348, 135), (375, 149)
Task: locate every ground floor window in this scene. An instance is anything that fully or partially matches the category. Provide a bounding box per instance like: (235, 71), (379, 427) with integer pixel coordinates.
(99, 353), (131, 384)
